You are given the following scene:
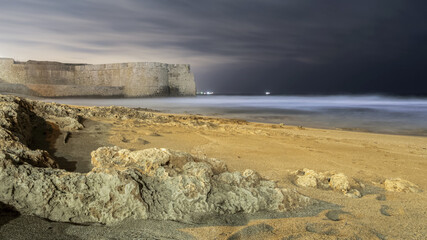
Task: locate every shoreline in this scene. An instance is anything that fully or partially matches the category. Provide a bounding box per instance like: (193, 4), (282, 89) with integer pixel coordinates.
(3, 91), (427, 137)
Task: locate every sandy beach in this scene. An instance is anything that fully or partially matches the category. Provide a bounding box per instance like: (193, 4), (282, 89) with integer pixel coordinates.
(2, 0), (427, 239)
(1, 98), (426, 240)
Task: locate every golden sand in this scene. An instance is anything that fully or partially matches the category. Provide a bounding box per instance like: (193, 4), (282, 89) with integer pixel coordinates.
(100, 112), (426, 239)
(2, 108), (426, 239)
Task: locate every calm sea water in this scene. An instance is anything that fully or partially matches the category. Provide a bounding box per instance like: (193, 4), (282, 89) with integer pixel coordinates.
(43, 95), (427, 136)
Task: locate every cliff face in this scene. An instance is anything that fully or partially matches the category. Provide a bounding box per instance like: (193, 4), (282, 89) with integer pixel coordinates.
(0, 58), (196, 97)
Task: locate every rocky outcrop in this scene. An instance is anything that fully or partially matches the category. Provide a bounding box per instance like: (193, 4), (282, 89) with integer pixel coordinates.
(0, 58), (196, 97)
(0, 95), (311, 225)
(292, 169), (363, 198)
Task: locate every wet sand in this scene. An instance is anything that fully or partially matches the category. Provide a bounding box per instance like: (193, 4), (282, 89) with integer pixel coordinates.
(1, 110), (427, 239)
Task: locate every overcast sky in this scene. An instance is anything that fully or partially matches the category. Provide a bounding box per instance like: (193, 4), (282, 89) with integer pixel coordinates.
(0, 0), (426, 95)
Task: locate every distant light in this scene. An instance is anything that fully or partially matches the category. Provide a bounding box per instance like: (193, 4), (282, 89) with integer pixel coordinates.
(196, 91), (214, 95)
(265, 91), (271, 95)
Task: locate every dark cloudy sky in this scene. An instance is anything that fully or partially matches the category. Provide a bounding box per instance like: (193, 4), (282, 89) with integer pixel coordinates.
(1, 0), (426, 95)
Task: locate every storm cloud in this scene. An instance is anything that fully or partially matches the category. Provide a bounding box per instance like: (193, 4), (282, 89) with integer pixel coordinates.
(0, 0), (426, 95)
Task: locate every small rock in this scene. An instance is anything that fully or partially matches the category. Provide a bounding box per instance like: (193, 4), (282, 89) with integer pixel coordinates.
(384, 178), (422, 193)
(329, 173), (351, 192)
(380, 205), (392, 216)
(345, 189), (361, 198)
(296, 174), (318, 188)
(325, 210), (350, 221)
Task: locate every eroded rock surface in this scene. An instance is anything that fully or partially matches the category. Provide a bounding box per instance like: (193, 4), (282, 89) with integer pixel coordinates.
(89, 147), (311, 223)
(0, 95), (311, 224)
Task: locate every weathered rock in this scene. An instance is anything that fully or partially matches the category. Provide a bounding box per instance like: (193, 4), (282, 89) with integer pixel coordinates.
(329, 173), (351, 192)
(292, 169), (362, 198)
(0, 146), (312, 224)
(0, 159), (148, 224)
(295, 169), (318, 188)
(0, 95), (312, 225)
(0, 96), (58, 168)
(384, 178), (422, 193)
(90, 147), (311, 223)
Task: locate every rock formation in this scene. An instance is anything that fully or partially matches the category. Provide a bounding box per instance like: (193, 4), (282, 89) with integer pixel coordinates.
(292, 169), (363, 198)
(0, 95), (311, 225)
(0, 58), (196, 97)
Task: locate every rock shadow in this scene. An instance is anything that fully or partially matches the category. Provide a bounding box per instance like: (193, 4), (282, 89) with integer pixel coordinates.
(29, 118), (78, 171)
(54, 118), (113, 173)
(189, 200), (340, 227)
(4, 98), (77, 171)
(26, 115), (113, 173)
(0, 202), (20, 228)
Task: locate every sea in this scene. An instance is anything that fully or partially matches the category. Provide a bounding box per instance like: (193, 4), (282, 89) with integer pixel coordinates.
(42, 95), (427, 137)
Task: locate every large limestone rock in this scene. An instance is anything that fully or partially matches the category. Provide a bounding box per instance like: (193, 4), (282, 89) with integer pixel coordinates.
(0, 158), (147, 224)
(0, 95), (311, 225)
(0, 146), (311, 224)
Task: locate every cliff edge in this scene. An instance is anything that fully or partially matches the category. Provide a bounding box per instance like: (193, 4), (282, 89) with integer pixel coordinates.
(0, 58), (196, 97)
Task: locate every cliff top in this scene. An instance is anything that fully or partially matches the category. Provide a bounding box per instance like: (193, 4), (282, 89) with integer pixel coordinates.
(0, 58), (190, 67)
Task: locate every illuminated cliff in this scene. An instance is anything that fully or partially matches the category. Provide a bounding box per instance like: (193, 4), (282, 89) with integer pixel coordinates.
(0, 58), (196, 97)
